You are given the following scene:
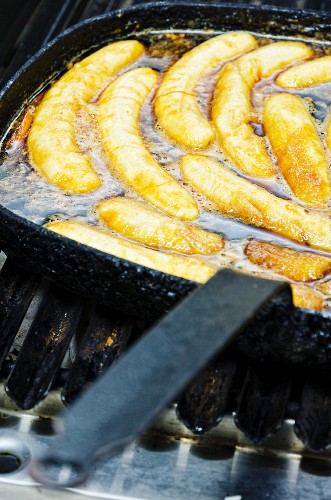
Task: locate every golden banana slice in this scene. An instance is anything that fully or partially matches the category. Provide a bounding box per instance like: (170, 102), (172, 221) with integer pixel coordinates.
(98, 67), (198, 221)
(276, 55), (331, 88)
(245, 240), (331, 282)
(28, 40), (144, 193)
(212, 41), (313, 177)
(97, 197), (224, 255)
(154, 32), (257, 150)
(180, 154), (331, 252)
(276, 57), (331, 156)
(326, 116), (331, 155)
(291, 284), (324, 310)
(212, 63), (274, 177)
(316, 280), (331, 295)
(46, 221), (216, 283)
(235, 41), (313, 84)
(263, 93), (330, 208)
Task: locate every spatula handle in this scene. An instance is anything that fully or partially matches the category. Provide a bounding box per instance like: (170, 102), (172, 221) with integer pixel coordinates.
(31, 269), (285, 487)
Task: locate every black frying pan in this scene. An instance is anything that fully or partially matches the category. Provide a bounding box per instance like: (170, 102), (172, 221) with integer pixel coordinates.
(1, 2), (331, 365)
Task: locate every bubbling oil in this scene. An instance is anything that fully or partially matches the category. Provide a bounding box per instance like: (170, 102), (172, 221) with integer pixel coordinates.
(2, 30), (331, 305)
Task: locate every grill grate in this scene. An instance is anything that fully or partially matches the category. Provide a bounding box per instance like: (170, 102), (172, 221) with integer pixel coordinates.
(1, 0), (331, 460)
(1, 254), (331, 451)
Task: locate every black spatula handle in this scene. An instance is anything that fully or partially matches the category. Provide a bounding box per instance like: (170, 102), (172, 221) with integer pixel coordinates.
(31, 269), (285, 487)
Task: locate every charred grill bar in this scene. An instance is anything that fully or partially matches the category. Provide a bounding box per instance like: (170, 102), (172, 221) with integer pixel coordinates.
(1, 0), (331, 493)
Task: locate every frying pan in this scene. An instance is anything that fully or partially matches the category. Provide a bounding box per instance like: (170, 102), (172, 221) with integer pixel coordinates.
(1, 2), (331, 365)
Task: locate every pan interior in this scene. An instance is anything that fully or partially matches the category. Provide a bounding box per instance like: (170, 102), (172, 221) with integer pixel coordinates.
(1, 30), (331, 264)
(1, 3), (331, 317)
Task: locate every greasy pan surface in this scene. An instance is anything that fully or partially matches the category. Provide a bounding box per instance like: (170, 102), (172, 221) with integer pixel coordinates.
(2, 2), (331, 365)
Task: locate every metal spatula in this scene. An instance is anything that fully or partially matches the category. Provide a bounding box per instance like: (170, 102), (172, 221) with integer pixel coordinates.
(30, 269), (285, 487)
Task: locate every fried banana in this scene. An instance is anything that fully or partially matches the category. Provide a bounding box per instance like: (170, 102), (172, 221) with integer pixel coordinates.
(46, 221), (216, 283)
(275, 56), (331, 157)
(325, 112), (331, 156)
(245, 240), (331, 282)
(154, 32), (257, 150)
(97, 197), (224, 255)
(290, 284), (324, 310)
(212, 41), (313, 177)
(316, 280), (331, 295)
(12, 107), (34, 143)
(180, 154), (331, 252)
(98, 67), (198, 221)
(263, 93), (330, 208)
(28, 40), (144, 193)
(276, 55), (331, 88)
(212, 63), (274, 177)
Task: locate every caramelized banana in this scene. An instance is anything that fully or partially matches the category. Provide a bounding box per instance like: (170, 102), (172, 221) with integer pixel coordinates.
(291, 284), (324, 310)
(277, 56), (331, 88)
(275, 56), (331, 156)
(212, 41), (313, 177)
(154, 32), (257, 150)
(98, 67), (198, 221)
(180, 154), (331, 252)
(46, 221), (216, 283)
(97, 197), (224, 255)
(316, 280), (331, 295)
(263, 93), (330, 208)
(245, 240), (331, 282)
(234, 41), (313, 86)
(28, 40), (144, 193)
(212, 63), (274, 177)
(11, 107), (34, 143)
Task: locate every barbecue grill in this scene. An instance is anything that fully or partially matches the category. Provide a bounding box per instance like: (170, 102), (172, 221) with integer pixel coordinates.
(1, 0), (331, 498)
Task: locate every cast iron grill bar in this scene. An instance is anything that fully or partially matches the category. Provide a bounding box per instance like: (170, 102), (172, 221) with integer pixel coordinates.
(0, 258), (40, 371)
(235, 363), (292, 443)
(62, 305), (134, 404)
(294, 370), (331, 451)
(176, 354), (237, 434)
(5, 284), (84, 409)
